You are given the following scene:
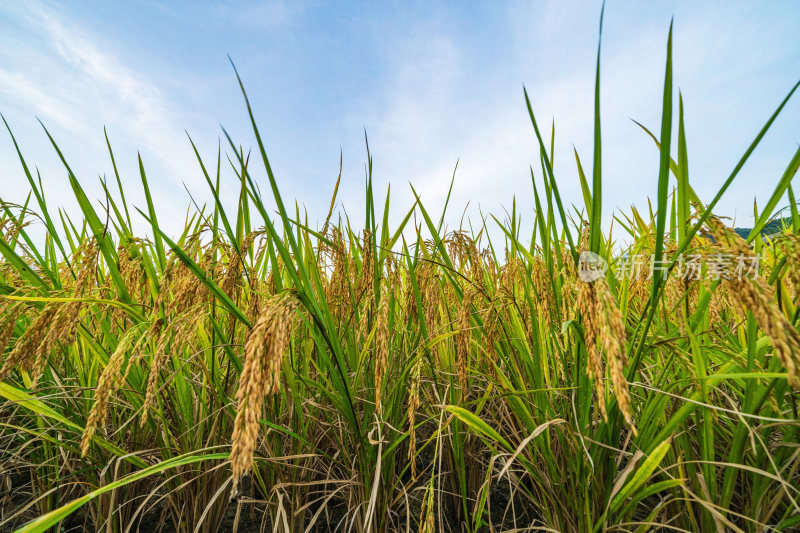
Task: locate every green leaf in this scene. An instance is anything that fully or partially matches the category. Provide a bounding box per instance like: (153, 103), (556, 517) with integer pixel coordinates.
(0, 383), (146, 469)
(610, 438), (672, 512)
(651, 21), (673, 293)
(747, 146), (800, 242)
(14, 452), (228, 532)
(446, 405), (512, 452)
(589, 3), (605, 253)
(137, 153), (167, 271)
(676, 93), (690, 245)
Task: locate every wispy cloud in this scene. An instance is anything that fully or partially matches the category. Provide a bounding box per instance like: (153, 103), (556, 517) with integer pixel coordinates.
(9, 1), (185, 174)
(0, 0), (206, 233)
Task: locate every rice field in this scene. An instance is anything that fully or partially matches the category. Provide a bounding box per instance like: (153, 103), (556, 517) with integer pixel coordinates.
(1, 23), (800, 533)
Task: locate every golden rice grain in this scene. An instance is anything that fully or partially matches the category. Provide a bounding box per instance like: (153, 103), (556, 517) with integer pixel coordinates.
(577, 280), (606, 421)
(140, 311), (204, 426)
(81, 328), (141, 456)
(0, 301), (25, 361)
(407, 357), (422, 478)
(575, 232), (635, 431)
(594, 279), (636, 434)
(230, 291), (302, 497)
(423, 266), (441, 341)
(419, 481), (436, 533)
(457, 287), (473, 392)
(0, 303), (58, 382)
(374, 290), (389, 410)
(705, 217), (800, 387)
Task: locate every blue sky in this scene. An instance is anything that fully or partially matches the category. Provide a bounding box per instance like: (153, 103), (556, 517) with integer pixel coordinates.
(1, 0), (799, 243)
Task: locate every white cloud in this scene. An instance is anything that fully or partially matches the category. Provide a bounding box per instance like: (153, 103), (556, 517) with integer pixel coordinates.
(346, 0), (800, 246)
(21, 1), (185, 177)
(0, 0), (203, 235)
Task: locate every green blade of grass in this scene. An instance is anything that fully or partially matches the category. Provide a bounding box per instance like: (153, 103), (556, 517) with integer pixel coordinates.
(0, 383), (147, 469)
(651, 20), (673, 294)
(38, 120), (133, 304)
(137, 153), (167, 271)
(589, 2), (605, 253)
(676, 93), (690, 244)
(14, 452), (228, 533)
(747, 146), (800, 243)
(609, 438), (672, 513)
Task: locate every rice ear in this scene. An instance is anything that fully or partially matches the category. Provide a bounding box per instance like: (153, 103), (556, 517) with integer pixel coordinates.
(407, 356), (422, 478)
(0, 303), (58, 383)
(595, 279), (636, 434)
(81, 326), (144, 456)
(704, 216), (800, 387)
(456, 287), (473, 393)
(230, 290), (303, 498)
(374, 290), (389, 410)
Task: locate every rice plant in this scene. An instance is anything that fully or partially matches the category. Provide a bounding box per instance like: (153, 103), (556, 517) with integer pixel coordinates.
(1, 18), (800, 533)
